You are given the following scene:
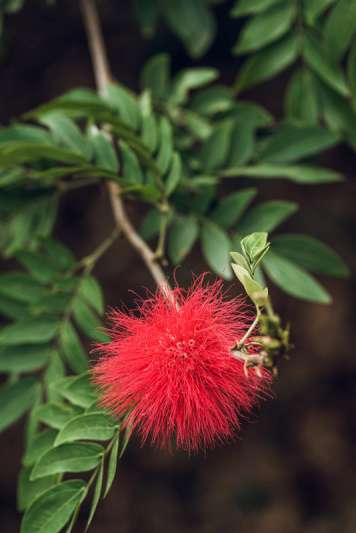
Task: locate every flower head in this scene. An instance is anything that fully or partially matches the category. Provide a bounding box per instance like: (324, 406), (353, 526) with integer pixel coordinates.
(93, 277), (270, 452)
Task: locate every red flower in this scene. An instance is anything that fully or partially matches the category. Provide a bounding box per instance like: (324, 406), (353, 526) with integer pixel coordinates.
(93, 277), (270, 452)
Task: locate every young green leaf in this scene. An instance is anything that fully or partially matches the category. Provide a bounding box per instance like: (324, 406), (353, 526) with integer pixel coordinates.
(20, 480), (86, 533)
(231, 263), (268, 304)
(201, 221), (232, 280)
(31, 442), (104, 479)
(263, 252), (331, 303)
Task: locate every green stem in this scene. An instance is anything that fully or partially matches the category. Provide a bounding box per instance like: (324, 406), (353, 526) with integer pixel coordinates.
(236, 306), (261, 349)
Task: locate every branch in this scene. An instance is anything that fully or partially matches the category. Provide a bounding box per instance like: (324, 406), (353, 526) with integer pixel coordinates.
(80, 0), (173, 301)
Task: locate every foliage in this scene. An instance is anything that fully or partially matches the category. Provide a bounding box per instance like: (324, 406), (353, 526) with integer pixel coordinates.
(0, 0), (352, 531)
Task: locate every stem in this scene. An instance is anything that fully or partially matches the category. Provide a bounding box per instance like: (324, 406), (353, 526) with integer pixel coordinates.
(236, 306), (261, 349)
(79, 227), (120, 273)
(80, 0), (173, 302)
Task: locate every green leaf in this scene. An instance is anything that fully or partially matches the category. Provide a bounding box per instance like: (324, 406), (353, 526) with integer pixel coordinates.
(271, 234), (349, 277)
(190, 85), (233, 116)
(72, 298), (108, 342)
(59, 373), (98, 409)
(35, 402), (82, 430)
(42, 239), (76, 271)
(235, 33), (299, 92)
(170, 68), (218, 105)
(89, 128), (119, 173)
(0, 378), (39, 432)
(0, 273), (47, 303)
(86, 460), (104, 531)
(165, 152), (182, 196)
(303, 32), (350, 97)
(0, 294), (28, 321)
(241, 232), (270, 264)
(319, 82), (356, 148)
(40, 113), (92, 160)
(16, 251), (59, 284)
(348, 40), (356, 106)
(162, 0), (216, 58)
(263, 252), (331, 303)
(0, 318), (59, 346)
(44, 353), (65, 402)
(134, 0), (160, 37)
(211, 188), (257, 229)
(259, 124), (339, 163)
(141, 54), (170, 99)
(20, 480), (86, 533)
(225, 163), (343, 183)
(323, 0), (356, 61)
(233, 2), (296, 54)
(17, 467), (56, 512)
(139, 208), (161, 240)
(302, 0), (336, 25)
(119, 140), (144, 185)
(0, 141), (86, 165)
(78, 275), (104, 315)
(55, 413), (117, 445)
(168, 216), (199, 264)
(104, 432), (120, 498)
(231, 263), (268, 303)
(201, 221), (232, 280)
(59, 321), (88, 374)
(105, 84), (140, 131)
(0, 344), (51, 373)
(285, 69), (320, 125)
(31, 442), (104, 479)
(200, 119), (234, 172)
(140, 108), (158, 153)
(157, 117), (173, 174)
(23, 429), (58, 467)
(237, 200), (298, 234)
(231, 0), (283, 17)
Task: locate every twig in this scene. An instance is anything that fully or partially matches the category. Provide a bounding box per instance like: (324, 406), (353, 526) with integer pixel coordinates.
(80, 0), (173, 302)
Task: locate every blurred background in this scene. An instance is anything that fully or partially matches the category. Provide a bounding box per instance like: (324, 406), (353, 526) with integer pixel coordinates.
(0, 1), (355, 532)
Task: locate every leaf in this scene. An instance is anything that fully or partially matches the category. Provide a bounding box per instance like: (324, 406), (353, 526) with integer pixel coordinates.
(134, 0), (160, 37)
(40, 113), (92, 160)
(89, 128), (119, 173)
(231, 0), (283, 17)
(42, 239), (76, 271)
(105, 84), (140, 131)
(156, 117), (173, 174)
(0, 378), (39, 432)
(0, 273), (47, 303)
(231, 263), (268, 303)
(323, 0), (356, 61)
(23, 429), (58, 467)
(201, 221), (232, 280)
(55, 413), (117, 445)
(72, 298), (108, 342)
(20, 480), (86, 533)
(237, 200), (298, 234)
(263, 252), (331, 304)
(141, 109), (158, 153)
(190, 85), (234, 116)
(211, 188), (257, 229)
(170, 68), (218, 105)
(139, 208), (161, 240)
(59, 321), (88, 374)
(258, 124), (339, 163)
(31, 442), (104, 479)
(104, 433), (120, 498)
(303, 32), (349, 97)
(285, 68), (320, 125)
(165, 153), (182, 196)
(235, 33), (299, 92)
(302, 0), (336, 25)
(141, 54), (170, 99)
(162, 0), (216, 58)
(78, 275), (104, 315)
(0, 344), (51, 372)
(35, 402), (82, 430)
(119, 140), (144, 184)
(0, 318), (59, 346)
(233, 2), (296, 54)
(44, 353), (65, 402)
(86, 461), (104, 530)
(17, 467), (56, 512)
(348, 40), (356, 106)
(241, 232), (270, 264)
(271, 234), (349, 277)
(319, 82), (356, 148)
(0, 142), (86, 165)
(0, 294), (28, 321)
(168, 216), (199, 264)
(224, 163), (343, 183)
(60, 373), (98, 408)
(200, 119), (234, 172)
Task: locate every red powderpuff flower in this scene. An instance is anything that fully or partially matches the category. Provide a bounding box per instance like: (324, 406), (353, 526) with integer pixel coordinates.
(93, 277), (270, 452)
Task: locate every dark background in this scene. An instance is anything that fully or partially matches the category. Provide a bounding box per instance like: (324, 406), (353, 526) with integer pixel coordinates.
(0, 1), (355, 532)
